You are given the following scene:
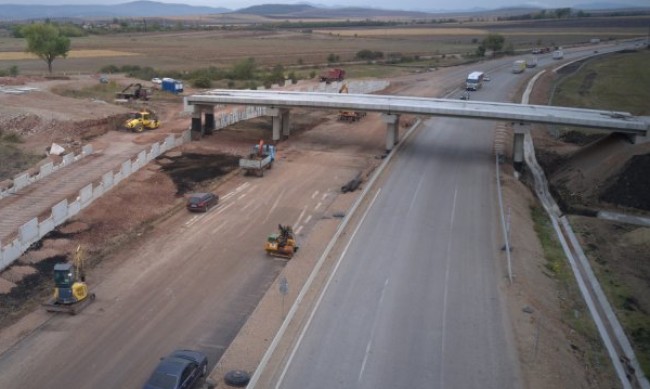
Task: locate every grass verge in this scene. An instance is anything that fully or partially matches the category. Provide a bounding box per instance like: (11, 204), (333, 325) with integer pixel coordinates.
(530, 205), (616, 377)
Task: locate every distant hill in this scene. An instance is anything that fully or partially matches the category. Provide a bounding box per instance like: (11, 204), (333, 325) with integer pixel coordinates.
(2, 1), (646, 22)
(573, 2), (650, 10)
(0, 1), (230, 21)
(235, 4), (433, 18)
(236, 4), (318, 15)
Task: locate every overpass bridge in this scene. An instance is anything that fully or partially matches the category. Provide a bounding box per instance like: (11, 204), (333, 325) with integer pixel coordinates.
(185, 89), (650, 154)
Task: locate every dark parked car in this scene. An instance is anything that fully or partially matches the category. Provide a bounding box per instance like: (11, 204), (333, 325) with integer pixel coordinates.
(143, 349), (208, 389)
(186, 192), (218, 212)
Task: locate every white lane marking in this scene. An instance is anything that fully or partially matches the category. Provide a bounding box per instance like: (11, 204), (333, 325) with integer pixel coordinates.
(440, 187), (458, 389)
(358, 277), (390, 382)
(241, 200), (254, 211)
(321, 192), (328, 200)
(216, 202), (234, 215)
(235, 182), (250, 192)
(311, 190), (319, 199)
(211, 224), (226, 235)
(264, 189), (286, 222)
(185, 215), (200, 227)
(246, 202), (264, 218)
(314, 202), (322, 211)
(294, 206), (307, 229)
(275, 188), (382, 389)
(408, 175), (425, 213)
(221, 183), (252, 202)
(295, 225), (303, 235)
(238, 193), (247, 200)
(304, 214), (312, 224)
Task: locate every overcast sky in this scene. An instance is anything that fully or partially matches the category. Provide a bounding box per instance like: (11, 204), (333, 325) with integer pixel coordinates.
(2, 0), (649, 12)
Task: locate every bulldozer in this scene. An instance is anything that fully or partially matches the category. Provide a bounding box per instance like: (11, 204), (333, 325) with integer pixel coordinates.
(43, 245), (95, 315)
(123, 110), (160, 133)
(265, 224), (299, 259)
(338, 83), (366, 122)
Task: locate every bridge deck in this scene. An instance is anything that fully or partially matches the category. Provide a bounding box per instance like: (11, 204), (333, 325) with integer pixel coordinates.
(187, 90), (649, 134)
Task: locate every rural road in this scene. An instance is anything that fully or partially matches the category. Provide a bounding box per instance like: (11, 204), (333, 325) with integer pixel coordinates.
(270, 54), (527, 389)
(261, 42), (637, 388)
(275, 116), (521, 388)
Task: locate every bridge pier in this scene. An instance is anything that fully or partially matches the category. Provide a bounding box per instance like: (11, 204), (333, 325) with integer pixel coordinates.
(382, 114), (400, 152)
(191, 105), (203, 135)
(191, 105), (216, 137)
(512, 127), (525, 170)
(282, 109), (291, 137)
(268, 108), (291, 141)
(204, 106), (215, 135)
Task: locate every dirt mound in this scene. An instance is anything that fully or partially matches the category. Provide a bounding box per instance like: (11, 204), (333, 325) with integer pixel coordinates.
(539, 132), (650, 213)
(2, 266), (37, 284)
(600, 153), (650, 211)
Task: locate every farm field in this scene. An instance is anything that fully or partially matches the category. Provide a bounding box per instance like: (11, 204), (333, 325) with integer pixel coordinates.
(0, 14), (648, 75)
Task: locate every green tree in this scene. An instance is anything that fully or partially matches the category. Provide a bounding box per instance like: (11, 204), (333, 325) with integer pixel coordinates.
(482, 33), (505, 56)
(554, 8), (572, 18)
(22, 23), (71, 73)
(327, 53), (339, 63)
(231, 58), (256, 80)
(192, 77), (211, 88)
(269, 64), (285, 84)
(9, 65), (19, 77)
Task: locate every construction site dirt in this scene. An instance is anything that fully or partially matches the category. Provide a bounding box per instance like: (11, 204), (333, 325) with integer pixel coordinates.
(0, 61), (648, 388)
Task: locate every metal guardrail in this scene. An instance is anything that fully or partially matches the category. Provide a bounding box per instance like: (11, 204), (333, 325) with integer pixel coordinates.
(522, 65), (649, 389)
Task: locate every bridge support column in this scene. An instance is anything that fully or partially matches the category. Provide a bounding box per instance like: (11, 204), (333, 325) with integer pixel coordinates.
(267, 108), (282, 141)
(191, 105), (203, 136)
(281, 109), (291, 137)
(513, 128), (525, 170)
(382, 113), (401, 152)
(628, 133), (650, 144)
(204, 106), (215, 135)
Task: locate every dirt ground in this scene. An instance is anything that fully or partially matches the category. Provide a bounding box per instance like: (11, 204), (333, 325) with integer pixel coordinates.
(0, 63), (646, 388)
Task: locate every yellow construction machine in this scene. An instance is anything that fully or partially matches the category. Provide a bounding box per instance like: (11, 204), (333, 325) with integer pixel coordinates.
(265, 224), (299, 259)
(338, 84), (366, 122)
(43, 245), (95, 315)
(123, 110), (160, 133)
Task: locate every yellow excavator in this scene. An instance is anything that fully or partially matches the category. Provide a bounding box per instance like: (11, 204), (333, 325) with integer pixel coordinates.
(265, 224), (299, 259)
(338, 84), (366, 122)
(43, 245), (95, 315)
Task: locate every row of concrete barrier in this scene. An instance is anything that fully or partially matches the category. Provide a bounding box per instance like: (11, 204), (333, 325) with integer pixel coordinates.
(1, 79), (390, 272)
(0, 131), (191, 272)
(0, 144), (94, 201)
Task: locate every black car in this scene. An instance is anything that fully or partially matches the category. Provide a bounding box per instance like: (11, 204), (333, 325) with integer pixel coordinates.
(143, 349), (208, 389)
(186, 192), (218, 212)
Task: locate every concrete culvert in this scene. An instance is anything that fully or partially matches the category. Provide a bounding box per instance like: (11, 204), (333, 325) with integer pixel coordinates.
(224, 370), (250, 387)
